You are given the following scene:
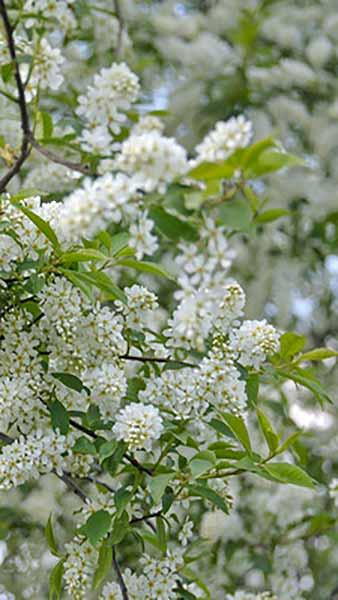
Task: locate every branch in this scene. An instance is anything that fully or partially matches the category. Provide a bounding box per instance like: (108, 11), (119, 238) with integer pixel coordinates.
(0, 0), (31, 192)
(113, 0), (124, 58)
(112, 547), (130, 600)
(57, 470), (88, 503)
(28, 135), (94, 176)
(119, 354), (196, 369)
(130, 510), (161, 525)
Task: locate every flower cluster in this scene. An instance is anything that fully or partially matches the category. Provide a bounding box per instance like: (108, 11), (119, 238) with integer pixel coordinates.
(112, 402), (163, 451)
(77, 63), (140, 153)
(195, 116), (253, 164)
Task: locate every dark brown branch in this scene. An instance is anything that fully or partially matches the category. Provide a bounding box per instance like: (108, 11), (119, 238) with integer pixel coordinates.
(28, 135), (93, 176)
(0, 431), (14, 444)
(130, 510), (161, 524)
(0, 0), (31, 192)
(119, 354), (196, 369)
(113, 547), (129, 600)
(124, 453), (153, 476)
(113, 0), (124, 58)
(57, 470), (88, 503)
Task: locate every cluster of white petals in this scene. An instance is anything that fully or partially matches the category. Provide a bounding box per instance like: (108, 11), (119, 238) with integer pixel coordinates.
(112, 402), (163, 451)
(229, 319), (281, 369)
(195, 115), (253, 164)
(115, 131), (188, 193)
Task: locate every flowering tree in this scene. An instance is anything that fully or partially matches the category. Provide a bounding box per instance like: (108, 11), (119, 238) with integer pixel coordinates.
(0, 1), (337, 599)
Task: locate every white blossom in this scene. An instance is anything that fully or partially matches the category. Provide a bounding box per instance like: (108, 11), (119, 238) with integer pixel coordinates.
(229, 319), (280, 369)
(194, 115), (253, 164)
(112, 402), (163, 451)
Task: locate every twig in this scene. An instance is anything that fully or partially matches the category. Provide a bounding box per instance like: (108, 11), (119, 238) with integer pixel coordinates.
(56, 470), (88, 503)
(0, 0), (31, 192)
(119, 354), (196, 369)
(0, 431), (14, 444)
(28, 135), (93, 176)
(112, 547), (130, 600)
(125, 453), (153, 476)
(130, 510), (161, 524)
(113, 0), (124, 58)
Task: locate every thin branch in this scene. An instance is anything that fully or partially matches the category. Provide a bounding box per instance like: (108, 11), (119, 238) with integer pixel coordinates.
(130, 510), (161, 525)
(113, 0), (124, 58)
(0, 431), (14, 444)
(124, 453), (153, 476)
(0, 0), (31, 192)
(112, 547), (130, 600)
(56, 470), (88, 503)
(28, 135), (93, 176)
(119, 354), (196, 369)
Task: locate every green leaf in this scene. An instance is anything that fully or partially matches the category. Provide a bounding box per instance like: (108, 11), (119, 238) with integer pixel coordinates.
(156, 516), (167, 554)
(256, 408), (279, 454)
(73, 436), (97, 455)
(218, 197), (252, 231)
(263, 462), (315, 489)
(1, 62), (14, 83)
(50, 399), (69, 435)
(246, 374), (259, 408)
(188, 160), (236, 181)
(110, 232), (130, 256)
(222, 413), (252, 453)
(149, 206), (198, 242)
(189, 451), (216, 478)
(77, 271), (127, 304)
(275, 431), (302, 456)
(115, 487), (133, 517)
(297, 348), (338, 362)
(118, 258), (174, 281)
(92, 540), (112, 589)
(279, 332), (307, 360)
(255, 209), (290, 224)
(49, 558), (64, 600)
(277, 368), (331, 406)
(14, 205), (60, 249)
(110, 511), (129, 544)
(246, 149), (305, 176)
(148, 473), (175, 505)
(40, 111), (54, 140)
(45, 515), (61, 557)
(80, 510), (112, 545)
(187, 484), (230, 514)
(58, 269), (94, 301)
(60, 249), (108, 263)
(51, 372), (88, 394)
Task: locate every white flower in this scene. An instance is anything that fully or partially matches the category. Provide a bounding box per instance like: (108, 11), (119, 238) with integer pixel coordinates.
(129, 213), (158, 259)
(115, 131), (188, 193)
(194, 115), (253, 164)
(226, 593), (277, 600)
(31, 38), (64, 91)
(77, 62), (139, 134)
(64, 537), (97, 600)
(82, 363), (127, 423)
(112, 402), (163, 451)
(230, 319), (280, 369)
(216, 282), (246, 333)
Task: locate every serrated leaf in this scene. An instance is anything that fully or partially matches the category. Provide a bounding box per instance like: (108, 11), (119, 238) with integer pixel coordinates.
(262, 462), (315, 489)
(149, 206), (198, 242)
(50, 399), (69, 435)
(110, 511), (129, 544)
(148, 473), (175, 505)
(275, 431), (302, 456)
(118, 258), (174, 281)
(246, 374), (259, 408)
(255, 209), (290, 224)
(188, 160), (236, 181)
(60, 249), (108, 263)
(279, 332), (306, 359)
(222, 413), (252, 453)
(80, 510), (112, 545)
(51, 372), (87, 394)
(189, 451), (216, 478)
(45, 515), (61, 557)
(73, 436), (97, 455)
(156, 516), (167, 554)
(187, 484), (230, 514)
(49, 559), (64, 600)
(256, 408), (279, 454)
(110, 232), (130, 256)
(92, 540), (112, 589)
(297, 348), (338, 362)
(14, 205), (60, 249)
